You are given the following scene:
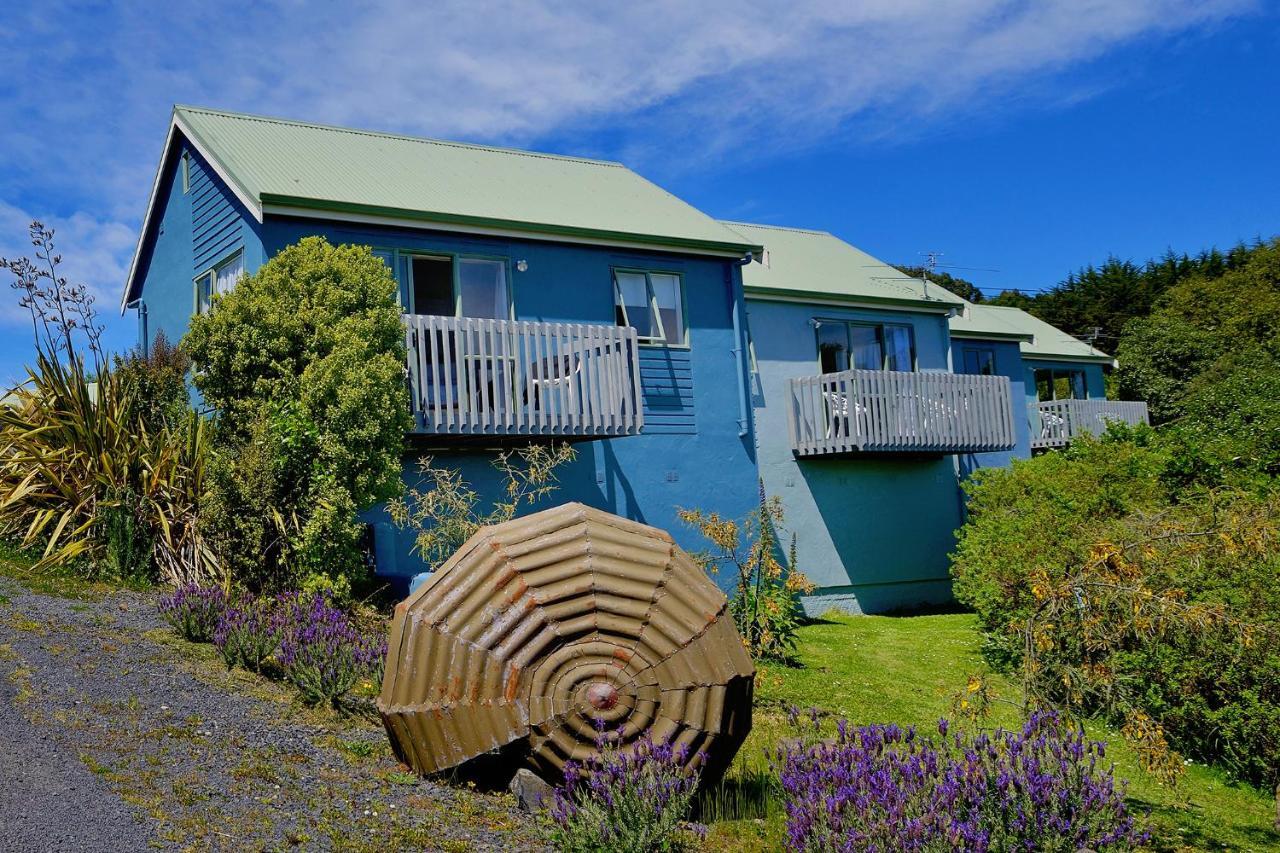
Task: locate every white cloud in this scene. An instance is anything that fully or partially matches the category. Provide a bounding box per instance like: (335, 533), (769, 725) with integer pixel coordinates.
(0, 0), (1255, 328)
(0, 201), (135, 329)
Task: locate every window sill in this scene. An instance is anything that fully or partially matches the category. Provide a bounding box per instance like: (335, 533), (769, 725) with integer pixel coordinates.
(637, 341), (691, 351)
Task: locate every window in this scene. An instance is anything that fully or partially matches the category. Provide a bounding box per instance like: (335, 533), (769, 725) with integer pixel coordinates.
(402, 254), (511, 318)
(613, 270), (686, 346)
(961, 346), (997, 376)
(458, 258), (509, 319)
(194, 251), (244, 314)
(814, 320), (915, 373)
(181, 152), (190, 194)
(1035, 368), (1085, 401)
(409, 256), (454, 316)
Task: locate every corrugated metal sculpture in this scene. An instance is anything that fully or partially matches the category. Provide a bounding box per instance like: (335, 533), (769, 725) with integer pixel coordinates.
(378, 502), (755, 781)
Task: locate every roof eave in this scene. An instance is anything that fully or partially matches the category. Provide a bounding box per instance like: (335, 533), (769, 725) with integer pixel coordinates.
(950, 329), (1036, 343)
(1022, 351), (1117, 367)
(744, 285), (961, 314)
(120, 109), (264, 313)
(260, 194), (763, 258)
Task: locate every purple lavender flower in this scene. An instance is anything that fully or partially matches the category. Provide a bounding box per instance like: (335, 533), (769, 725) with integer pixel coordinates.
(276, 592), (387, 706)
(547, 729), (701, 851)
(774, 710), (1148, 852)
(213, 596), (286, 672)
(158, 583), (228, 643)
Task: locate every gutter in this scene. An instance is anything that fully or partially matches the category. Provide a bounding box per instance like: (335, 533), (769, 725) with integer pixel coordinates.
(261, 194), (765, 259)
(744, 287), (962, 315)
(731, 253), (755, 438)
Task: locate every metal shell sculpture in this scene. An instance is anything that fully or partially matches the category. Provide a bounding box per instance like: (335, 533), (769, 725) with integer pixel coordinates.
(378, 502), (755, 781)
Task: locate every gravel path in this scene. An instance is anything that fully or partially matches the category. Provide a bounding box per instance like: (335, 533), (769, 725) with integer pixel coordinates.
(0, 573), (542, 852)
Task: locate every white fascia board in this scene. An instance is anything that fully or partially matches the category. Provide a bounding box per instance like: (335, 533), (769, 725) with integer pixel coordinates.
(120, 114), (263, 314)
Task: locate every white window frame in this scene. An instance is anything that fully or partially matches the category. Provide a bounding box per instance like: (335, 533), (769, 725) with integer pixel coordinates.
(193, 250), (244, 315)
(612, 268), (687, 346)
(181, 152), (191, 194)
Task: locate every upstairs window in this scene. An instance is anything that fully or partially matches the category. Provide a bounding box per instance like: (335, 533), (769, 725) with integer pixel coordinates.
(400, 253), (511, 319)
(815, 320), (915, 373)
(1035, 368), (1086, 401)
(181, 152), (191, 194)
(613, 269), (685, 346)
(961, 346), (997, 376)
(194, 250), (244, 315)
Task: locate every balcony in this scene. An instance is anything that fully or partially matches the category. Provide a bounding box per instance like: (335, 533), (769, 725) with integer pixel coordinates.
(403, 314), (643, 438)
(787, 369), (1016, 456)
(1030, 399), (1149, 450)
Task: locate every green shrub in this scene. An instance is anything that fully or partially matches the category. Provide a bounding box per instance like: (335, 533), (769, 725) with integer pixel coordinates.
(680, 485), (815, 663)
(0, 223), (214, 584)
(184, 237), (411, 592)
(389, 444), (576, 569)
(1118, 238), (1280, 431)
(113, 330), (191, 433)
(951, 435), (1168, 665)
(953, 434), (1280, 793)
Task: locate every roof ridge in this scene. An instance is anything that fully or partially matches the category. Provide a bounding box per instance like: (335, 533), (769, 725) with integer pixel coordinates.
(719, 219), (831, 236)
(174, 104), (628, 170)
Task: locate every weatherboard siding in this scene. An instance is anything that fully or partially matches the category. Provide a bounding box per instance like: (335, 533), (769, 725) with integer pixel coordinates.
(188, 149), (245, 274)
(639, 348), (696, 434)
(749, 299), (964, 615)
(261, 217), (756, 590)
(131, 141), (264, 356)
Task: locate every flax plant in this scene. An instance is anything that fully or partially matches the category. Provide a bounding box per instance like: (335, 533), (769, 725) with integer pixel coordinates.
(0, 221), (217, 584)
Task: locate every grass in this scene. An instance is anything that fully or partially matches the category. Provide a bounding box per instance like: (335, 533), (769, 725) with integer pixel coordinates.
(705, 612), (1280, 852)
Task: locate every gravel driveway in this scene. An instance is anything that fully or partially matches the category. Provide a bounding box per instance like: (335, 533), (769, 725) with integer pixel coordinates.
(0, 571), (541, 852)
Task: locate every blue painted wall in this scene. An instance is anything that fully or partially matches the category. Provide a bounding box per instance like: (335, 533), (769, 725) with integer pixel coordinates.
(747, 299), (962, 615)
(131, 142), (263, 352)
(133, 150), (760, 594)
(260, 217), (759, 590)
(950, 338), (1032, 478)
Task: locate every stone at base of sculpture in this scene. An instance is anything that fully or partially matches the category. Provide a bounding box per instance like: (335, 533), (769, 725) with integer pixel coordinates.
(377, 502), (755, 783)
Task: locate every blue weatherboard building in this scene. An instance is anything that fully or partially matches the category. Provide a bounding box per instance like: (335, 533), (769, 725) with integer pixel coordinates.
(122, 106), (1147, 608)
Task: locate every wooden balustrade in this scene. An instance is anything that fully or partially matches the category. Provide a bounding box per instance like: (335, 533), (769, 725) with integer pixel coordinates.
(403, 314), (643, 437)
(1030, 399), (1149, 449)
(787, 369), (1016, 456)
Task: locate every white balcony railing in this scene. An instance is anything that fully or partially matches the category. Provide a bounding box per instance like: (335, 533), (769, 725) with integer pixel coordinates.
(1030, 399), (1149, 449)
(787, 369), (1016, 456)
(403, 314), (643, 437)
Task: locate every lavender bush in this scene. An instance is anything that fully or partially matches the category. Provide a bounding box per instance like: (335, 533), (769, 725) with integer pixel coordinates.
(547, 733), (703, 852)
(277, 592), (386, 706)
(158, 583), (228, 642)
(213, 596), (285, 672)
(776, 711), (1147, 852)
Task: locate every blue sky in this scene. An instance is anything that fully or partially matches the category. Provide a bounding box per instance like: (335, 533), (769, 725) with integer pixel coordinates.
(1, 0), (1277, 384)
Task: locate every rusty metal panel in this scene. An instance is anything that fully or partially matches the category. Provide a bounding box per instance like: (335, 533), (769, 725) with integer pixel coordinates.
(378, 502), (755, 781)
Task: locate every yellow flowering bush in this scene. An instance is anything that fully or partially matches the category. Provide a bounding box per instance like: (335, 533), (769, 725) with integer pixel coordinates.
(680, 483), (814, 663)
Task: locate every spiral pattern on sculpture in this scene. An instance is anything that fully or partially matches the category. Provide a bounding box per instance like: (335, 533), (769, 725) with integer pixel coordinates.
(377, 503), (755, 779)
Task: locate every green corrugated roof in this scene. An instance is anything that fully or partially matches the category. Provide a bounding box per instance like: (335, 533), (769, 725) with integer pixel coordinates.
(173, 105), (760, 255)
(722, 221), (964, 310)
(951, 302), (1114, 364)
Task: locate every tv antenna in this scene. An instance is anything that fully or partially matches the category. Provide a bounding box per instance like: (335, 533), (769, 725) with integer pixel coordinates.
(915, 251), (948, 300)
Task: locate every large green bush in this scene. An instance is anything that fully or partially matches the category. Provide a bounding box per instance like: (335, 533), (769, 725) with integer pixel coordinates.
(184, 237), (410, 593)
(1118, 239), (1280, 429)
(953, 434), (1280, 791)
(951, 435), (1169, 663)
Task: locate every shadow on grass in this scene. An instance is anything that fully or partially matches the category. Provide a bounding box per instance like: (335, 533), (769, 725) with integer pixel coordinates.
(1130, 792), (1280, 851)
(694, 765), (779, 824)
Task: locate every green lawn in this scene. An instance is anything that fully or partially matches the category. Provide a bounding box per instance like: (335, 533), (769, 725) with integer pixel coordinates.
(707, 612), (1280, 852)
